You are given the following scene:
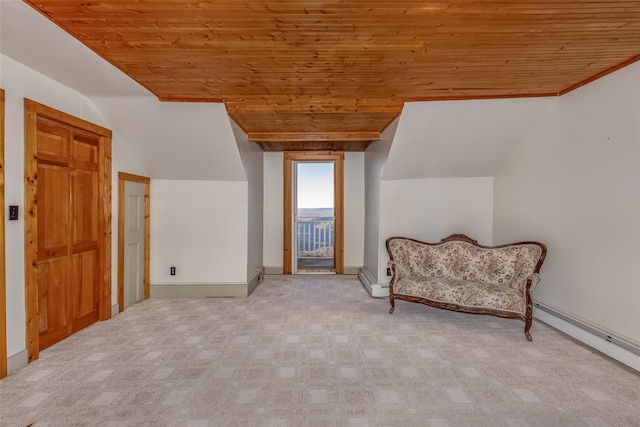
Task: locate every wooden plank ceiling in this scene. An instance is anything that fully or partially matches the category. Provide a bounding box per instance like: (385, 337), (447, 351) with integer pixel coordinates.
(25, 1), (640, 151)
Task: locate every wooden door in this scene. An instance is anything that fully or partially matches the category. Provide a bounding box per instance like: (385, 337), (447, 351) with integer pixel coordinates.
(36, 119), (100, 350)
(25, 99), (112, 363)
(283, 152), (344, 275)
(70, 132), (100, 333)
(37, 120), (71, 350)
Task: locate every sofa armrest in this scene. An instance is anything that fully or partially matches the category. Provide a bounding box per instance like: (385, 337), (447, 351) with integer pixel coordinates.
(528, 273), (541, 291)
(514, 273), (541, 293)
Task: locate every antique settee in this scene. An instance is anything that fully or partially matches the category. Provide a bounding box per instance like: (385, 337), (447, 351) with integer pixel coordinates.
(386, 234), (547, 341)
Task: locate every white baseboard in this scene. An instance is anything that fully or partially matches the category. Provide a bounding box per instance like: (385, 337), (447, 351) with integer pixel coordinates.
(343, 266), (361, 275)
(534, 301), (640, 373)
(358, 267), (389, 298)
(7, 349), (28, 375)
(264, 266), (283, 275)
(264, 266), (361, 275)
(247, 268), (264, 296)
(111, 303), (119, 317)
(150, 269), (265, 298)
(151, 282), (248, 298)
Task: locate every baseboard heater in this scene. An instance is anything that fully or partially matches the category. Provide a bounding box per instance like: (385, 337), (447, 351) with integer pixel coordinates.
(534, 301), (640, 357)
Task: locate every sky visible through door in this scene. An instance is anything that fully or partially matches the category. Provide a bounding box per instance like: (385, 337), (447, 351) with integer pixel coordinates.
(297, 162), (333, 208)
(296, 162), (335, 272)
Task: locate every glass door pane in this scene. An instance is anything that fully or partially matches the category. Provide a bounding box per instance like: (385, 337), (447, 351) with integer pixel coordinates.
(295, 162), (335, 274)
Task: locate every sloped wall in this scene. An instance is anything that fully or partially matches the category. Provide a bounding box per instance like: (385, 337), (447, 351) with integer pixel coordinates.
(383, 98), (554, 180)
(494, 62), (640, 348)
(90, 97), (246, 181)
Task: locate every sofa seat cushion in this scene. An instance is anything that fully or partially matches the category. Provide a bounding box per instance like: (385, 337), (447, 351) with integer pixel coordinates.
(394, 276), (525, 314)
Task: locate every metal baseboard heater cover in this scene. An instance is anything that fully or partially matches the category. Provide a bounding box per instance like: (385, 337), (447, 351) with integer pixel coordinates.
(534, 301), (640, 356)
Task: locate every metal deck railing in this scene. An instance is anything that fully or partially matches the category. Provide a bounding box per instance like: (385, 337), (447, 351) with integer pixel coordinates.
(297, 219), (334, 257)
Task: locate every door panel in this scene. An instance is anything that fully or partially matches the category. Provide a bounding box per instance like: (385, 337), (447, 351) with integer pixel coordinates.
(126, 242), (142, 305)
(36, 158), (71, 352)
(38, 257), (70, 350)
(124, 181), (145, 308)
(70, 133), (100, 331)
(37, 164), (69, 251)
(71, 250), (99, 332)
(71, 169), (98, 244)
(37, 120), (68, 161)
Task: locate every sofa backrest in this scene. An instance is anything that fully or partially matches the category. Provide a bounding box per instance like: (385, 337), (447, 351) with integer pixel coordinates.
(386, 236), (545, 288)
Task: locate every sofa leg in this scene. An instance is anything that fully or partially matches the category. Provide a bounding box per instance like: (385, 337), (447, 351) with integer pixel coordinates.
(389, 299), (395, 314)
(524, 320), (533, 341)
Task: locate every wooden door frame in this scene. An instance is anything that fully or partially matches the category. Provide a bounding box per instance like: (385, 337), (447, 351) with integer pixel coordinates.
(283, 151), (344, 275)
(117, 172), (150, 313)
(0, 89), (6, 378)
(24, 99), (112, 363)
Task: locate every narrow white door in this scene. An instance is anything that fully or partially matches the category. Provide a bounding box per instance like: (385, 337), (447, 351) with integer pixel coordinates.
(124, 180), (145, 308)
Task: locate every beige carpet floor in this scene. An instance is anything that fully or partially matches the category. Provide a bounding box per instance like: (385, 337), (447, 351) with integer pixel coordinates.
(1, 276), (639, 426)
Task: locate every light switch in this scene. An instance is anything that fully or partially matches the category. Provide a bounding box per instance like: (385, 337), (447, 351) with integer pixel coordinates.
(9, 206), (18, 221)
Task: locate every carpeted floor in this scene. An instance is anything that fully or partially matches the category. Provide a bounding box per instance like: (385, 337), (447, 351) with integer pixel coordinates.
(1, 276), (639, 426)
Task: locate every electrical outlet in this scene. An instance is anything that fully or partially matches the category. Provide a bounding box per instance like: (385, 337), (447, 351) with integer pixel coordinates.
(387, 267), (392, 276)
(170, 267), (176, 276)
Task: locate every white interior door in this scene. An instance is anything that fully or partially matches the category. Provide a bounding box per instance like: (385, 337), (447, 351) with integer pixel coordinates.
(124, 180), (145, 308)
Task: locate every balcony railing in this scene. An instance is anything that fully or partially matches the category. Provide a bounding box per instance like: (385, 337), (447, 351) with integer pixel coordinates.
(297, 219), (334, 257)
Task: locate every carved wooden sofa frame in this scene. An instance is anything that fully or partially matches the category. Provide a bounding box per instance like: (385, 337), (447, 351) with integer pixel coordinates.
(386, 234), (547, 341)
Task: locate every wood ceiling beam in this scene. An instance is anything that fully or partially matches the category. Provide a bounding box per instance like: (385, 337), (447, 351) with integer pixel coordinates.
(247, 132), (380, 143)
(256, 140), (373, 152)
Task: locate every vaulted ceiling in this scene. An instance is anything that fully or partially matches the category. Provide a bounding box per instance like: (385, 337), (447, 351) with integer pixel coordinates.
(24, 1), (640, 151)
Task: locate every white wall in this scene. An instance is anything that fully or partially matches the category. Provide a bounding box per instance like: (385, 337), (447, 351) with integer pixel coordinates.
(262, 152), (366, 271)
(150, 180), (248, 284)
(494, 61), (640, 345)
(231, 121), (264, 281)
(383, 98), (554, 180)
(91, 97), (246, 181)
(363, 121), (398, 282)
(343, 153), (365, 269)
(0, 54), (148, 357)
(377, 177), (494, 284)
(263, 152), (284, 270)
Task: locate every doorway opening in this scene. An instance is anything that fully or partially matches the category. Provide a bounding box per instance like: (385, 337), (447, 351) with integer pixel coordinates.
(117, 172), (150, 313)
(283, 152), (344, 275)
(294, 162), (335, 274)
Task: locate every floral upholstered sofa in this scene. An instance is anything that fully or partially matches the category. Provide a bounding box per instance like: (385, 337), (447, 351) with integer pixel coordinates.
(386, 234), (547, 341)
